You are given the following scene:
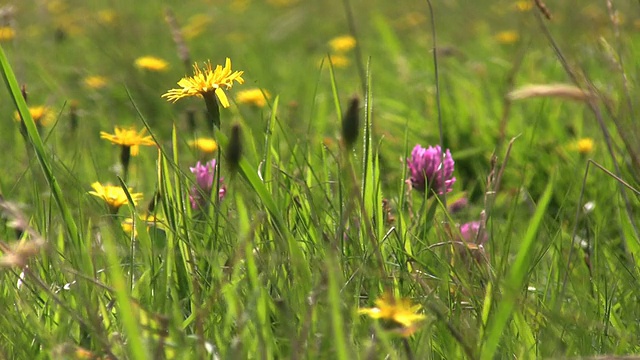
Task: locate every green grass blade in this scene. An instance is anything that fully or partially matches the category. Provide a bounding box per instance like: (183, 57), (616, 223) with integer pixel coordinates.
(480, 177), (555, 359)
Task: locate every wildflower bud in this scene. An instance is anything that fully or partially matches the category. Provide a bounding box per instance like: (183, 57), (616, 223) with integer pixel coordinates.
(20, 84), (27, 102)
(120, 145), (131, 181)
(226, 123), (242, 172)
(448, 197), (468, 214)
(147, 191), (161, 213)
(341, 96), (360, 149)
(186, 108), (197, 133)
(203, 92), (221, 130)
(69, 100), (79, 132)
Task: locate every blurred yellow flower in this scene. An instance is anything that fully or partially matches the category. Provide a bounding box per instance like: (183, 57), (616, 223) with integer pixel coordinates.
(322, 54), (350, 68)
(236, 88), (270, 108)
(100, 126), (156, 156)
(397, 12), (426, 29)
(162, 58), (244, 108)
(135, 56), (169, 72)
(89, 182), (142, 213)
(359, 293), (426, 337)
(267, 0), (299, 7)
(182, 14), (211, 40)
(515, 1), (533, 11)
(47, 0), (67, 14)
(575, 138), (594, 155)
(97, 9), (117, 25)
(83, 75), (108, 89)
(188, 138), (218, 153)
(495, 30), (519, 45)
(0, 26), (15, 41)
(122, 213), (164, 237)
(14, 106), (54, 126)
(328, 35), (356, 53)
(230, 0), (250, 13)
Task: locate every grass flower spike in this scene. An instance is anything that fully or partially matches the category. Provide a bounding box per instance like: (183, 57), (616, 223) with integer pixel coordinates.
(359, 293), (426, 337)
(189, 159), (226, 210)
(407, 144), (456, 195)
(162, 58), (244, 108)
(89, 182), (143, 214)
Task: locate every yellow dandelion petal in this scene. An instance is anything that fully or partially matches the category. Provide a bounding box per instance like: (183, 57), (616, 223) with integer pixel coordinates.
(329, 35), (356, 53)
(188, 138), (218, 153)
(135, 56), (169, 72)
(100, 126), (156, 156)
(215, 88), (230, 108)
(236, 88), (270, 108)
(89, 182), (142, 213)
(162, 58), (244, 107)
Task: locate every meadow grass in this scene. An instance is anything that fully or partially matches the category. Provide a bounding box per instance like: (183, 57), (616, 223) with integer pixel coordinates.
(1, 0), (640, 359)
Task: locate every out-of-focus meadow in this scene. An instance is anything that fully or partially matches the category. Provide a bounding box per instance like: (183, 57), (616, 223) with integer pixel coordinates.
(1, 0), (639, 358)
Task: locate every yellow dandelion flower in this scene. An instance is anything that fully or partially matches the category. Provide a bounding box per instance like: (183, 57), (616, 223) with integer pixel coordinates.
(100, 126), (156, 156)
(14, 106), (54, 126)
(495, 30), (519, 45)
(359, 293), (426, 337)
(515, 1), (533, 11)
(323, 54), (350, 68)
(135, 56), (169, 72)
(89, 182), (142, 213)
(0, 26), (15, 41)
(162, 58), (244, 108)
(122, 213), (164, 237)
(188, 138), (218, 153)
(575, 138), (594, 155)
(236, 88), (270, 108)
(328, 35), (356, 53)
(83, 75), (108, 89)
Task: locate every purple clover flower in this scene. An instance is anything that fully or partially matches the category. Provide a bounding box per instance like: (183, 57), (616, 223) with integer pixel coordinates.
(459, 221), (488, 245)
(407, 144), (456, 195)
(189, 159), (226, 210)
